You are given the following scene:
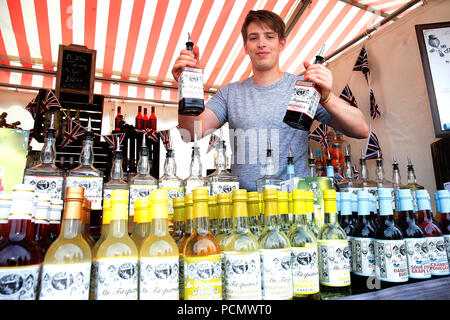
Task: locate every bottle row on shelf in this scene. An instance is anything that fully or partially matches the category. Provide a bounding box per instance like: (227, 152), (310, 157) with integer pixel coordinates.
(1, 182), (449, 300)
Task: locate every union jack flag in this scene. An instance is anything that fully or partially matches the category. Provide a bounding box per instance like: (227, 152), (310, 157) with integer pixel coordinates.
(60, 118), (85, 149)
(41, 90), (61, 112)
(370, 89), (381, 120)
(104, 133), (126, 152)
(308, 123), (328, 149)
(159, 130), (171, 151)
(364, 131), (382, 160)
(339, 85), (358, 108)
(207, 134), (220, 153)
(353, 45), (370, 82)
(137, 128), (160, 144)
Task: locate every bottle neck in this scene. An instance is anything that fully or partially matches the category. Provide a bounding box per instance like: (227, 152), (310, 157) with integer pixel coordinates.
(215, 146), (227, 172)
(60, 219), (83, 239)
(150, 217), (169, 237)
(407, 166), (416, 184)
(392, 165), (401, 186)
(264, 151), (277, 176)
(343, 156), (352, 179)
(232, 200), (249, 231)
(164, 154), (177, 176)
(40, 131), (57, 164)
(360, 160), (368, 180)
(293, 199), (308, 226)
(110, 152), (124, 180)
(263, 200), (279, 228)
(189, 148), (202, 177)
(108, 202), (128, 238)
(79, 135), (94, 166)
(376, 160), (385, 182)
(137, 147), (150, 175)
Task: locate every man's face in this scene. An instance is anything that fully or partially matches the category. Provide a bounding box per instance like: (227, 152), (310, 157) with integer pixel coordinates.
(244, 22), (286, 72)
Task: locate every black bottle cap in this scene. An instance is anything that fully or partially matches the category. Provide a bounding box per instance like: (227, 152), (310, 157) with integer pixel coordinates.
(186, 32), (194, 52)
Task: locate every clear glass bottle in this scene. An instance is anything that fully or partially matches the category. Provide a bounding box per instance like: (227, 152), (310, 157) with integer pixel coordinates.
(355, 150), (378, 194)
(258, 189), (293, 300)
(178, 193), (194, 300)
(396, 189), (431, 282)
(286, 146), (295, 181)
(350, 190), (377, 295)
(43, 199), (63, 250)
(374, 152), (394, 208)
(171, 196), (185, 244)
(307, 148), (317, 177)
(23, 118), (65, 201)
(247, 191), (262, 240)
(103, 144), (129, 200)
(392, 156), (407, 217)
(374, 188), (408, 289)
(223, 189), (262, 300)
(315, 150), (325, 177)
(129, 135), (158, 231)
(406, 157), (424, 212)
(317, 189), (351, 299)
(139, 189), (179, 300)
(336, 145), (357, 195)
(66, 118), (104, 240)
(306, 191), (320, 238)
(288, 189), (320, 300)
(39, 186), (92, 300)
(0, 184), (43, 300)
(215, 193), (232, 252)
(183, 188), (222, 300)
(256, 139), (282, 193)
(184, 136), (208, 195)
(208, 195), (218, 236)
(130, 197), (150, 251)
(277, 191), (291, 235)
(92, 189), (138, 300)
(208, 139), (239, 195)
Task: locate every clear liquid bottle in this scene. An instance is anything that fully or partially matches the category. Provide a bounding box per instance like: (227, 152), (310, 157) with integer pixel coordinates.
(392, 156), (407, 218)
(172, 196), (185, 244)
(437, 190), (450, 267)
(288, 189), (320, 300)
(406, 157), (424, 212)
(139, 189), (179, 300)
(208, 137), (239, 196)
(247, 191), (262, 240)
(374, 188), (408, 289)
(130, 197), (150, 251)
(183, 188), (222, 300)
(223, 189), (262, 300)
(103, 143), (129, 200)
(355, 150), (378, 194)
(39, 186), (92, 300)
(396, 189), (431, 282)
(277, 191), (291, 235)
(307, 148), (317, 177)
(215, 193), (232, 252)
(256, 138), (282, 193)
(0, 184), (43, 300)
(92, 189), (138, 300)
(286, 146), (295, 181)
(184, 134), (208, 195)
(336, 145), (357, 195)
(208, 195), (218, 236)
(317, 189), (351, 299)
(66, 118), (104, 240)
(306, 191), (320, 238)
(258, 189), (293, 300)
(350, 190), (377, 295)
(315, 150), (325, 177)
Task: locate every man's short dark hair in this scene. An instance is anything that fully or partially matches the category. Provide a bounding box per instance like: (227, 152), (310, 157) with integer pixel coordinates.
(241, 10), (286, 43)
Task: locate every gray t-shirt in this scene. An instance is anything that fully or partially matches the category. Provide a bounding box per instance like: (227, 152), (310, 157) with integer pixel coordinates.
(207, 72), (331, 191)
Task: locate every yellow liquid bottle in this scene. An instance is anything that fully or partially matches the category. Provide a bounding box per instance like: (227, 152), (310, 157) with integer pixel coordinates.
(287, 190), (320, 300)
(92, 199), (111, 257)
(92, 189), (139, 300)
(208, 195), (218, 235)
(140, 189), (179, 300)
(215, 193), (232, 249)
(39, 187), (92, 300)
(278, 191), (291, 234)
(259, 189), (293, 300)
(178, 193), (194, 300)
(306, 191), (321, 238)
(82, 198), (95, 249)
(172, 196), (185, 244)
(130, 197), (150, 251)
(223, 189), (262, 300)
(183, 188), (222, 300)
(247, 191), (262, 239)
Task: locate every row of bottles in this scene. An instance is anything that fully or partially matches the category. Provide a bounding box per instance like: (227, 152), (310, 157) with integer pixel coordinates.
(114, 105), (157, 131)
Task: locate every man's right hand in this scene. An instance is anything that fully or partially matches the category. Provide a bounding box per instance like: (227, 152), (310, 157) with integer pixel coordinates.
(171, 45), (201, 81)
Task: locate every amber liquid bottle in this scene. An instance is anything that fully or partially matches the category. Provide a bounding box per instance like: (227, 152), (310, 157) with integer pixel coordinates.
(149, 106), (157, 131)
(135, 106), (144, 130)
(282, 45), (325, 131)
(143, 107), (149, 129)
(114, 106), (122, 130)
(0, 184), (43, 300)
(178, 33), (205, 116)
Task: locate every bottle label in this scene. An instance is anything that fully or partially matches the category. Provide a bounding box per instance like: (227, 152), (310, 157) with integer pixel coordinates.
(374, 239), (408, 282)
(0, 264), (41, 300)
(404, 238), (431, 279)
(93, 257), (138, 300)
(223, 251), (262, 300)
(39, 262), (91, 300)
(129, 184), (157, 216)
(347, 237), (354, 273)
(427, 236), (450, 276)
(444, 235), (450, 266)
(291, 244), (320, 295)
(66, 177), (104, 210)
(286, 83), (320, 118)
(23, 175), (64, 200)
(159, 188), (185, 216)
(178, 69), (204, 100)
(139, 256), (179, 300)
(350, 237), (376, 277)
(210, 182), (239, 196)
(184, 254), (222, 300)
(317, 240), (351, 287)
(260, 248), (293, 300)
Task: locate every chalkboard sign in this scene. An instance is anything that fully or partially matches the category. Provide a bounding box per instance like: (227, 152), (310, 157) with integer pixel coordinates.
(55, 44), (96, 104)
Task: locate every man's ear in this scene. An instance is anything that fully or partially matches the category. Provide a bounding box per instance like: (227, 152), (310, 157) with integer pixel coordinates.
(243, 41), (249, 55)
(280, 38), (286, 51)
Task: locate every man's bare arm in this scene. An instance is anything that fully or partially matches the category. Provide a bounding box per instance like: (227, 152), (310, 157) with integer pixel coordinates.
(178, 107), (221, 142)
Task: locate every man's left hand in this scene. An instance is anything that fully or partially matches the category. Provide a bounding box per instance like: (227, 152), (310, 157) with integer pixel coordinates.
(303, 61), (332, 101)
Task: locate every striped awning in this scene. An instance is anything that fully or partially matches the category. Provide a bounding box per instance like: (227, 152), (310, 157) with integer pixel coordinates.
(0, 0), (421, 103)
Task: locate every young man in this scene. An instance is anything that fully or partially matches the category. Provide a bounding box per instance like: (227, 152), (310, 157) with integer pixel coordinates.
(172, 10), (369, 191)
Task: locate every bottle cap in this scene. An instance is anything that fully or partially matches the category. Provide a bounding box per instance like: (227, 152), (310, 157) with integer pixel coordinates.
(351, 193), (358, 212)
(378, 188), (393, 216)
(323, 189), (337, 213)
(397, 189), (413, 212)
(247, 191), (259, 202)
(12, 183), (35, 198)
(134, 197), (149, 209)
(340, 192), (352, 216)
(357, 190), (370, 216)
(111, 189), (129, 202)
(415, 189), (431, 211)
(437, 190), (450, 213)
(65, 186), (85, 200)
(277, 190), (288, 201)
(152, 189), (168, 203)
(208, 195), (217, 205)
(323, 189), (336, 200)
(263, 189), (277, 200)
(173, 197), (185, 208)
(185, 193), (193, 205)
(193, 187), (208, 201)
(217, 193), (230, 203)
(232, 189), (247, 201)
(292, 189), (306, 200)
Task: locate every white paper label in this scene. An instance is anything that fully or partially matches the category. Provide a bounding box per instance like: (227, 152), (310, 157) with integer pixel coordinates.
(23, 175), (64, 200)
(93, 257), (138, 300)
(291, 244), (320, 295)
(129, 184), (157, 216)
(160, 188), (185, 216)
(427, 237), (450, 276)
(223, 251), (262, 300)
(210, 182), (239, 196)
(351, 237), (376, 277)
(286, 83), (320, 118)
(404, 238), (431, 279)
(317, 240), (351, 287)
(0, 264), (41, 300)
(65, 177), (104, 210)
(39, 262), (91, 300)
(375, 239), (408, 282)
(178, 69), (204, 100)
(139, 256), (179, 300)
(260, 248), (293, 300)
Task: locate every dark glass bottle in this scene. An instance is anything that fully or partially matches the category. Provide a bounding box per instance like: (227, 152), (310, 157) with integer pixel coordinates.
(350, 190), (376, 295)
(416, 190), (450, 278)
(374, 188), (408, 289)
(143, 107), (149, 129)
(0, 184), (44, 300)
(114, 106), (122, 130)
(283, 45), (325, 131)
(149, 106), (157, 131)
(33, 197), (51, 255)
(178, 33), (205, 116)
(339, 192), (356, 237)
(43, 199), (63, 249)
(0, 194), (11, 243)
(437, 190), (450, 267)
(135, 106), (144, 130)
(396, 189), (431, 282)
